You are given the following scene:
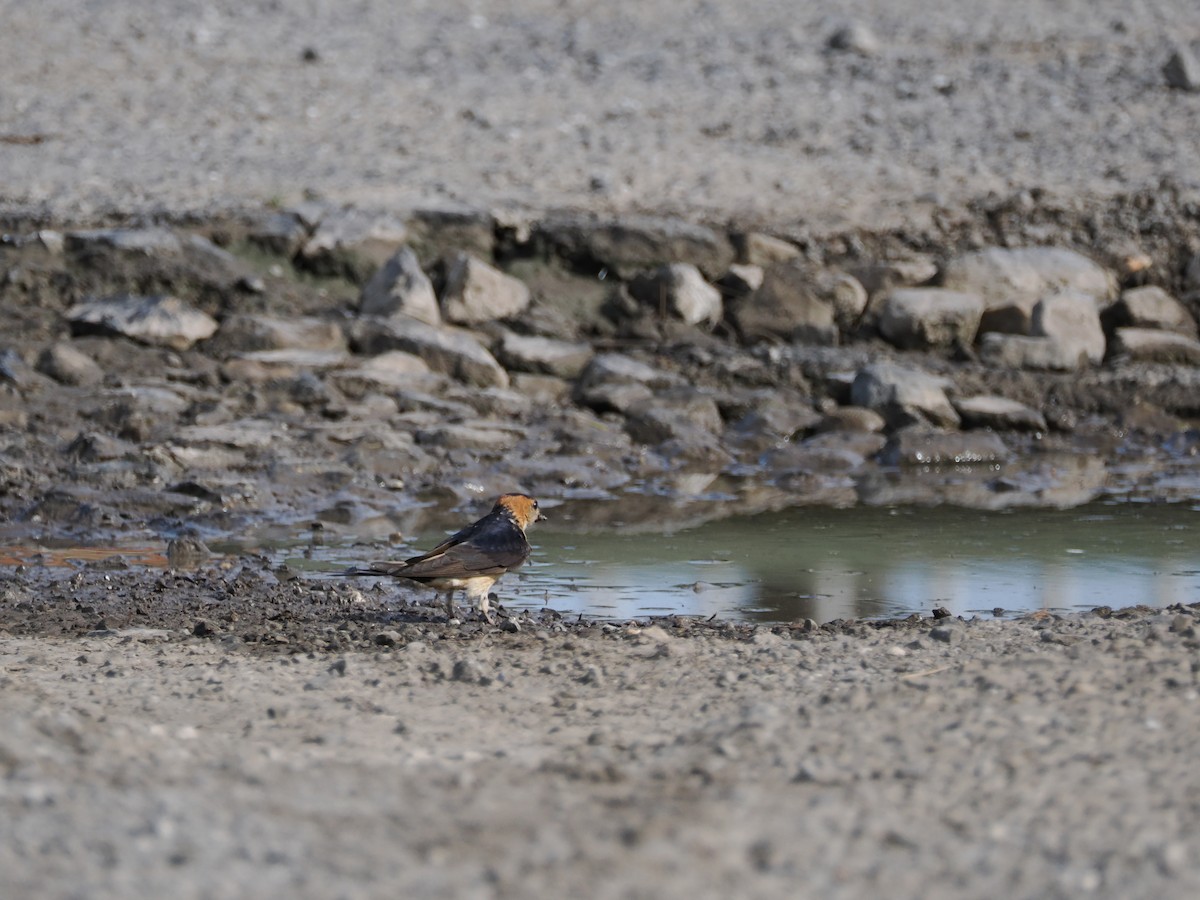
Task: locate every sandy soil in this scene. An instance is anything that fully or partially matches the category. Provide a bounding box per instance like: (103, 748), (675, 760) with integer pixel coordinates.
(3, 605), (1199, 900)
(4, 2), (1200, 897)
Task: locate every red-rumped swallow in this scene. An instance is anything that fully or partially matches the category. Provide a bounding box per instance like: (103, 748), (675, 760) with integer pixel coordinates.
(346, 493), (546, 621)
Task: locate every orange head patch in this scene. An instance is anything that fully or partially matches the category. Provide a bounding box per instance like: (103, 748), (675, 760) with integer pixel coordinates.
(494, 493), (545, 530)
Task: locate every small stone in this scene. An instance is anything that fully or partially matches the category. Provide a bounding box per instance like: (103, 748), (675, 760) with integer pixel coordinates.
(374, 631), (402, 647)
(451, 659), (491, 684)
(1164, 46), (1200, 91)
(929, 626), (960, 644)
(827, 21), (880, 56)
(35, 343), (104, 386)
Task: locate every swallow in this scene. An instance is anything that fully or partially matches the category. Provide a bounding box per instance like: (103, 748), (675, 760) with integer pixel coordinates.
(345, 493), (546, 622)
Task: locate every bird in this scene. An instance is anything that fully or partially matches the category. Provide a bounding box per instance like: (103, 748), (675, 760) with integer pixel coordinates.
(344, 493), (546, 622)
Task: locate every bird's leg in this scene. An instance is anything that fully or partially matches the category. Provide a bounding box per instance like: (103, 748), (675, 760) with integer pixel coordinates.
(445, 591), (457, 621)
(478, 592), (494, 626)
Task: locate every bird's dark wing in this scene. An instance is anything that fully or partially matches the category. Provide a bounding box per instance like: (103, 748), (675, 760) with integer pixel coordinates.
(361, 517), (531, 580)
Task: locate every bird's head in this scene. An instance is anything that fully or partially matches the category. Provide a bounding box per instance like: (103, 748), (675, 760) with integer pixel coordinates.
(494, 493), (547, 531)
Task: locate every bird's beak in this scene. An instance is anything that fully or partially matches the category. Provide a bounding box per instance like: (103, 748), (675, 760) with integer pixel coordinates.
(537, 513), (549, 523)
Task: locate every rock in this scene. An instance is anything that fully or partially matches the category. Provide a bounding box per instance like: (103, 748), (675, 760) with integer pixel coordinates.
(978, 333), (1087, 371)
(245, 210), (310, 257)
(877, 288), (984, 350)
(718, 264), (765, 297)
(943, 246), (1117, 335)
(0, 348), (49, 389)
(827, 21), (880, 55)
(65, 226), (183, 257)
(953, 395), (1047, 432)
(1102, 285), (1197, 338)
(574, 353), (681, 413)
(850, 362), (960, 428)
(67, 295), (218, 351)
(1031, 291), (1106, 365)
(536, 214), (735, 280)
(440, 253), (531, 325)
(359, 247), (440, 325)
(879, 427), (1010, 466)
(732, 261), (838, 344)
(813, 406), (887, 434)
(1164, 46), (1200, 91)
(298, 208), (409, 281)
(728, 392), (821, 440)
(825, 273), (870, 331)
(350, 317), (509, 388)
(497, 332), (594, 379)
(35, 343), (105, 386)
(628, 263), (723, 327)
(733, 232), (801, 267)
(213, 314), (347, 353)
(416, 422), (522, 452)
(847, 257), (939, 298)
(622, 388), (723, 446)
(1108, 328), (1200, 365)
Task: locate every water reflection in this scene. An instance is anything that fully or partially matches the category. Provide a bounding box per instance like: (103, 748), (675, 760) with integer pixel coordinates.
(496, 501), (1200, 622)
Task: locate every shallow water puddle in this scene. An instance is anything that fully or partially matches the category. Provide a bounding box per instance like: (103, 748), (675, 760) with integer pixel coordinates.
(7, 501), (1199, 624)
(497, 500), (1200, 623)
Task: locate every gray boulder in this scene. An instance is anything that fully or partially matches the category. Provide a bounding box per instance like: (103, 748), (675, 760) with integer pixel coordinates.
(1108, 328), (1200, 365)
(350, 317), (509, 388)
(1102, 285), (1197, 338)
(67, 295), (218, 351)
(628, 263), (723, 328)
(497, 332), (594, 379)
(1031, 290), (1106, 365)
(574, 353), (681, 414)
(849, 362), (960, 428)
(953, 395), (1047, 432)
(878, 288), (984, 350)
(732, 261), (838, 344)
(978, 333), (1086, 371)
(441, 253), (531, 325)
(943, 246), (1117, 335)
(298, 208), (409, 281)
(360, 247), (441, 325)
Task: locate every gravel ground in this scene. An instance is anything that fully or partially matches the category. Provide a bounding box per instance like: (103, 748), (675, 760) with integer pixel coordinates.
(2, 605), (1199, 899)
(2, 0), (1199, 230)
(4, 2), (1200, 897)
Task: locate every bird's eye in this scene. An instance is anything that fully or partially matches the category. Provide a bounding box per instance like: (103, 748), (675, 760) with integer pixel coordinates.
(532, 500), (539, 508)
